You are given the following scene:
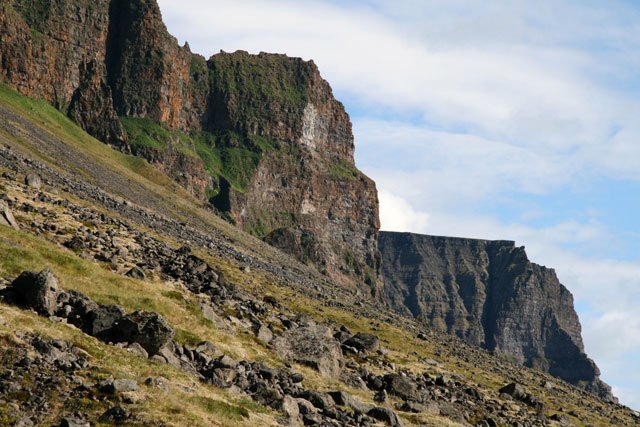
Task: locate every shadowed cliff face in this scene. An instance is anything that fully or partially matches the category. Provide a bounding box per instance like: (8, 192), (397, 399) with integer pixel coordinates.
(0, 0), (381, 292)
(379, 231), (614, 400)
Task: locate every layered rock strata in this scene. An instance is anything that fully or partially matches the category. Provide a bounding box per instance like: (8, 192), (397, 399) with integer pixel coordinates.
(379, 231), (613, 400)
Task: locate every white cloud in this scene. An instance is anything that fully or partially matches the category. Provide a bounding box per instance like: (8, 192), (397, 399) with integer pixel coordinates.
(378, 191), (429, 233)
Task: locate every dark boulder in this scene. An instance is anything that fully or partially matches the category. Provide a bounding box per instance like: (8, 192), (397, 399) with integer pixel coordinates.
(343, 332), (380, 354)
(56, 290), (99, 329)
(63, 236), (85, 252)
(98, 406), (131, 424)
(499, 383), (528, 400)
(367, 407), (403, 427)
(98, 378), (139, 394)
(125, 266), (145, 280)
(383, 373), (418, 401)
(87, 304), (127, 340)
(499, 383), (545, 411)
(329, 391), (372, 413)
(110, 311), (174, 355)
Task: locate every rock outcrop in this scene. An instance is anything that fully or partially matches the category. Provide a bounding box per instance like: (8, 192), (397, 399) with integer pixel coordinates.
(0, 0), (381, 292)
(379, 231), (613, 400)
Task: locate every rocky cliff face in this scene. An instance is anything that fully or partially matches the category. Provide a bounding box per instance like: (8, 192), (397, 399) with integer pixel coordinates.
(0, 0), (380, 291)
(379, 231), (613, 400)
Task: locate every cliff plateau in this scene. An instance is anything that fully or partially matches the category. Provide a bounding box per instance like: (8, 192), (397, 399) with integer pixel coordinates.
(379, 231), (614, 401)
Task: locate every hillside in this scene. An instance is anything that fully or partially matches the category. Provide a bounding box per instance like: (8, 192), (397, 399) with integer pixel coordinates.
(0, 77), (639, 426)
(0, 0), (380, 292)
(0, 0), (638, 425)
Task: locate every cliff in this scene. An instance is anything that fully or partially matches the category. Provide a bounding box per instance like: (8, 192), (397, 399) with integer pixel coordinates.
(0, 0), (381, 292)
(379, 231), (613, 400)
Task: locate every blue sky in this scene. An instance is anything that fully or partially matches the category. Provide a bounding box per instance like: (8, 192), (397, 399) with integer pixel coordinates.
(157, 0), (640, 410)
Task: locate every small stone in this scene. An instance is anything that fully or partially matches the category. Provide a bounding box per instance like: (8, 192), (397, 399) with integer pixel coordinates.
(98, 406), (130, 423)
(255, 324), (273, 344)
(63, 236), (85, 252)
(0, 200), (19, 230)
(125, 266), (145, 280)
(127, 342), (149, 358)
(60, 415), (90, 427)
(145, 376), (169, 391)
(25, 173), (42, 189)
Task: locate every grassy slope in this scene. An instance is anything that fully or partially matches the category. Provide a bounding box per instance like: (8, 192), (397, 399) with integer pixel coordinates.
(0, 84), (636, 426)
(0, 84), (296, 265)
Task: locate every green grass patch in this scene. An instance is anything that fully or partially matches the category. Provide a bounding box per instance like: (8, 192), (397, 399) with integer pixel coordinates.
(189, 396), (249, 420)
(329, 159), (359, 181)
(175, 328), (202, 347)
(120, 116), (279, 194)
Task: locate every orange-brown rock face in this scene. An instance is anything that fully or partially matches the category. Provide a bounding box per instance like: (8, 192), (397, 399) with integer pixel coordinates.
(105, 0), (206, 130)
(207, 52), (381, 293)
(0, 0), (382, 292)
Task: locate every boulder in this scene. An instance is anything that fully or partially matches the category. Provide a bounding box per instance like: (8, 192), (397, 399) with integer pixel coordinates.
(10, 269), (60, 316)
(255, 323), (274, 344)
(499, 383), (545, 411)
(383, 373), (418, 401)
(24, 173), (42, 189)
(368, 407), (403, 427)
(110, 311), (174, 355)
(329, 391), (372, 413)
(98, 406), (131, 424)
(63, 236), (85, 252)
(99, 378), (139, 394)
(499, 383), (528, 400)
(281, 395), (301, 425)
(87, 304), (126, 340)
(0, 200), (19, 230)
(273, 321), (343, 378)
(343, 332), (380, 354)
(56, 290), (99, 329)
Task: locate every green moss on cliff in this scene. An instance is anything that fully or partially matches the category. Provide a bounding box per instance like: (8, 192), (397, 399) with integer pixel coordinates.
(209, 52), (307, 107)
(13, 0), (51, 34)
(329, 159), (359, 181)
(120, 117), (279, 194)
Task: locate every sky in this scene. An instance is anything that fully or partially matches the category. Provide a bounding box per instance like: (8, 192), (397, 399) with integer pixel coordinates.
(156, 0), (640, 410)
